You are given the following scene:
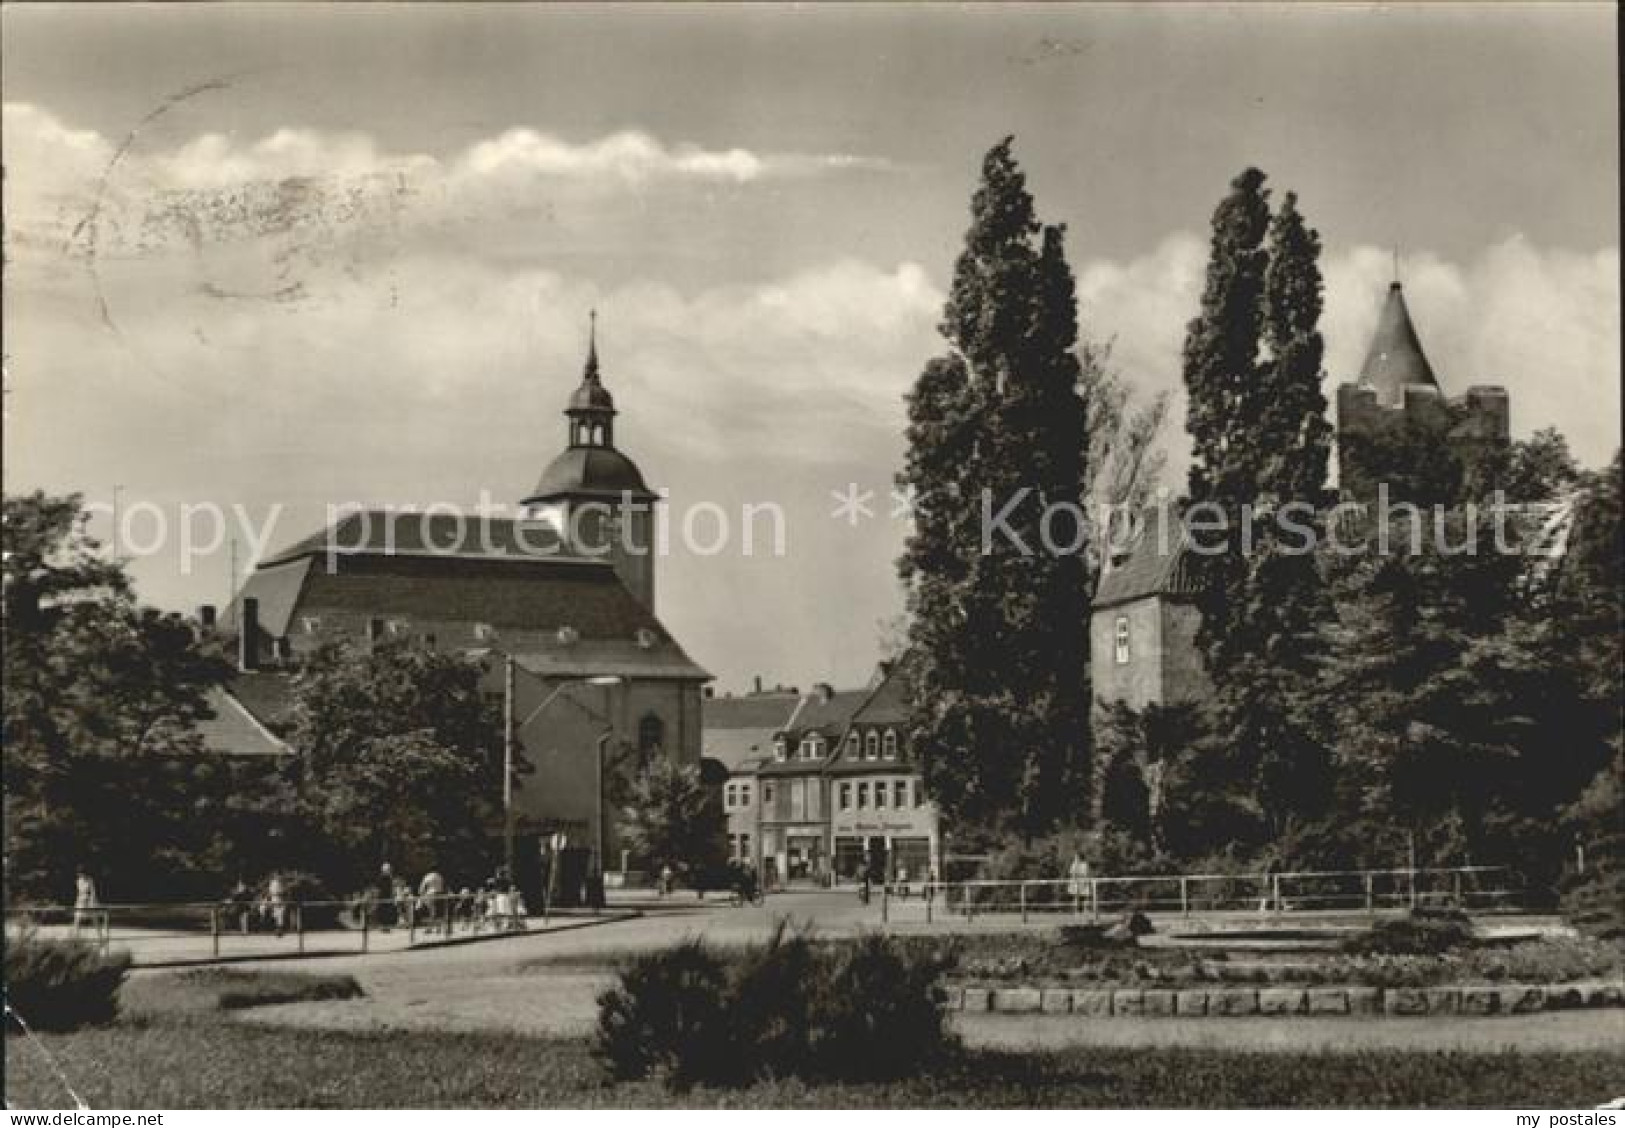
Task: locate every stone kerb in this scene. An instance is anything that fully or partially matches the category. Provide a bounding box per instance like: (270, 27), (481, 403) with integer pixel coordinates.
(946, 980), (1624, 1018)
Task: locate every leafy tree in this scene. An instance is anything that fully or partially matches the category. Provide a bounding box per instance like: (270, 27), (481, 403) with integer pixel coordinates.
(618, 757), (727, 878)
(1504, 426), (1583, 502)
(1080, 339), (1169, 563)
(3, 492), (235, 901)
(898, 137), (1092, 836)
(1554, 452), (1624, 934)
(285, 642), (502, 885)
(1092, 700), (1208, 857)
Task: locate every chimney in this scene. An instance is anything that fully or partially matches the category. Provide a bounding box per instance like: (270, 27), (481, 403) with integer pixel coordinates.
(813, 682), (834, 704)
(198, 604), (217, 630)
(703, 686), (715, 699)
(238, 597), (260, 671)
(752, 675), (763, 695)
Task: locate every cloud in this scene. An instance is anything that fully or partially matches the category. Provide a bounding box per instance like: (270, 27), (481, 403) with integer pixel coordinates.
(1, 103), (894, 271)
(455, 128), (888, 186)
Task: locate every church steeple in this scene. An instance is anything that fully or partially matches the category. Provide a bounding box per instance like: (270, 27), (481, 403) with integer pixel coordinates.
(567, 310), (617, 448)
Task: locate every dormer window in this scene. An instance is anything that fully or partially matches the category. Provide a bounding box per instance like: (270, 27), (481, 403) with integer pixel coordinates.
(300, 616), (322, 634)
(556, 625), (579, 645)
(773, 738), (788, 762)
(864, 731), (880, 761)
(635, 627), (658, 649)
(473, 622), (494, 641)
(845, 731), (860, 756)
(882, 729), (898, 760)
(387, 618), (408, 637)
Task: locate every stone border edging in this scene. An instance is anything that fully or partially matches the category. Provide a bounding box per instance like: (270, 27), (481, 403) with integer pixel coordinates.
(945, 980), (1625, 1018)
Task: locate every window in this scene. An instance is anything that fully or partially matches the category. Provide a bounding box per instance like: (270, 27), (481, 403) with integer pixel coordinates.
(741, 784), (752, 807)
(875, 781), (889, 809)
(764, 783), (776, 805)
(638, 714), (664, 756)
(473, 622), (494, 641)
(773, 739), (787, 762)
(300, 616), (322, 634)
(857, 782), (869, 809)
(740, 833), (751, 860)
(725, 784), (737, 808)
(893, 780), (907, 808)
(840, 782), (853, 810)
(1114, 615), (1131, 664)
(864, 731), (880, 760)
(913, 780), (925, 808)
(882, 729), (898, 760)
(845, 731), (860, 756)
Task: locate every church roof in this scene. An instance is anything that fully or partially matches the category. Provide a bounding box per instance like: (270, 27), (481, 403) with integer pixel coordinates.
(1358, 282), (1441, 405)
(218, 513), (708, 682)
(262, 511), (576, 568)
(525, 446), (654, 503)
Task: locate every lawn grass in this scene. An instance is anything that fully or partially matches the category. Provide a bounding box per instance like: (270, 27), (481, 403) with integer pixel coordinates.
(119, 968), (365, 1015)
(5, 1011), (1620, 1108)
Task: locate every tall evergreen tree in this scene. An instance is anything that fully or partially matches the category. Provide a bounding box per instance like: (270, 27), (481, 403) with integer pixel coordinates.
(1180, 176), (1336, 842)
(1182, 168), (1272, 664)
(899, 138), (1091, 836)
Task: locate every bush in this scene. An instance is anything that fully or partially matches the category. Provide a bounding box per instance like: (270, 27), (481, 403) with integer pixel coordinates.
(805, 933), (955, 1082)
(1343, 907), (1475, 956)
(4, 928), (132, 1033)
(594, 928), (955, 1089)
(595, 940), (734, 1087)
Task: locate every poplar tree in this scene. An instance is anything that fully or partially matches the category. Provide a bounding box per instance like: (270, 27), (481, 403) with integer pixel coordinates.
(899, 138), (1091, 836)
(1182, 174), (1337, 841)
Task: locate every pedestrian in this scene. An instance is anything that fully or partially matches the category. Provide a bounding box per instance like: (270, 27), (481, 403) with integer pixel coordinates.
(372, 862), (396, 929)
(418, 868), (446, 924)
(227, 878), (254, 934)
(1067, 853), (1090, 914)
(659, 863), (674, 897)
(71, 867), (100, 938)
(266, 872), (288, 937)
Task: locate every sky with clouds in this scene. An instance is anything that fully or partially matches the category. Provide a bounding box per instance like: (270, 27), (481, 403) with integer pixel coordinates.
(3, 3), (1618, 692)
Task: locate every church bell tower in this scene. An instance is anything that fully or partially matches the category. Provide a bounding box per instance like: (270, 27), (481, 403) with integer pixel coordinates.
(521, 313), (659, 612)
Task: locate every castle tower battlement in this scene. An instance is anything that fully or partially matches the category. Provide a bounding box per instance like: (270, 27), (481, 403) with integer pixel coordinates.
(1336, 283), (1509, 501)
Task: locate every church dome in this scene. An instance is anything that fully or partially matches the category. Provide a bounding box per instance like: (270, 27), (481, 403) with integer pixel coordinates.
(525, 445), (654, 502)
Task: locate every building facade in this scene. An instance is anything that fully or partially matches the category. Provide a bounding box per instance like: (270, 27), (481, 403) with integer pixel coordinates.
(702, 661), (940, 889)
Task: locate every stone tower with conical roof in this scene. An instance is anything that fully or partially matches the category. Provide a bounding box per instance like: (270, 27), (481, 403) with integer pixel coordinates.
(1336, 281), (1509, 501)
(521, 314), (660, 612)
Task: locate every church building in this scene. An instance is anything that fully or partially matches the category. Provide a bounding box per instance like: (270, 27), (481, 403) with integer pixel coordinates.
(203, 319), (710, 890)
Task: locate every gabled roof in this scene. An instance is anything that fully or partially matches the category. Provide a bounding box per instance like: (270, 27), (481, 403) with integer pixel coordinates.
(779, 689), (868, 741)
(1092, 509), (1200, 610)
(703, 692), (803, 731)
(702, 691), (802, 772)
(1358, 282), (1441, 406)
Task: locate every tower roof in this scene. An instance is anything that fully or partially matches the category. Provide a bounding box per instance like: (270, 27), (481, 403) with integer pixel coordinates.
(1358, 282), (1440, 405)
(569, 310), (616, 413)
